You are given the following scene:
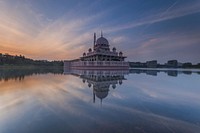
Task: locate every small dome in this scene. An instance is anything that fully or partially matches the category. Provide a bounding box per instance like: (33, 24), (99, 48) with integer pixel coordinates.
(96, 37), (109, 45)
(88, 83), (91, 88)
(83, 53), (86, 56)
(112, 47), (116, 52)
(88, 48), (92, 52)
(119, 51), (123, 56)
(112, 84), (116, 89)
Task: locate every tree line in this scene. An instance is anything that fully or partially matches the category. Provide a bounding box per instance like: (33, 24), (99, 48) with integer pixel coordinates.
(0, 53), (63, 66)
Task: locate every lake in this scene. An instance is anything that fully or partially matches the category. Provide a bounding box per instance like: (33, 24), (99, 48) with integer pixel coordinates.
(0, 68), (200, 133)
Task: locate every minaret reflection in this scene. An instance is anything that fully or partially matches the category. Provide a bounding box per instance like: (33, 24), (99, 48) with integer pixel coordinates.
(68, 70), (129, 105)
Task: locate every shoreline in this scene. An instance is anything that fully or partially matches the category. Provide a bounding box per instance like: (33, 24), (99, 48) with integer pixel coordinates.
(129, 67), (200, 72)
(0, 65), (63, 69)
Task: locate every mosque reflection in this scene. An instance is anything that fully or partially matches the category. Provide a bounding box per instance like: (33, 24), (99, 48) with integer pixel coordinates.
(0, 67), (199, 106)
(65, 69), (129, 104)
(63, 68), (199, 104)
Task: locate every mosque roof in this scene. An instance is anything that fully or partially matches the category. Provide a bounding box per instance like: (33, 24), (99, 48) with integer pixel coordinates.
(96, 36), (109, 45)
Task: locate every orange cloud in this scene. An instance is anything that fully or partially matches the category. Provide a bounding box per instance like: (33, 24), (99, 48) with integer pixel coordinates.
(0, 1), (100, 60)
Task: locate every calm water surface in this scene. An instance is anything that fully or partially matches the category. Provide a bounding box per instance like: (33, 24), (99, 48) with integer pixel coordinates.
(0, 68), (200, 133)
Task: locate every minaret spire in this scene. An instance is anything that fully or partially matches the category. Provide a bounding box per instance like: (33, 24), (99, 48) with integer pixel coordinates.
(93, 90), (95, 103)
(101, 30), (103, 37)
(94, 32), (96, 48)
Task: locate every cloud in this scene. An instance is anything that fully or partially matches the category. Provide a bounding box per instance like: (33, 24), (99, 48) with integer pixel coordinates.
(0, 0), (199, 63)
(0, 1), (106, 60)
(126, 31), (200, 63)
(105, 1), (200, 33)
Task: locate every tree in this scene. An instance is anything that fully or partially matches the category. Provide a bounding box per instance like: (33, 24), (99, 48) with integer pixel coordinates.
(182, 62), (192, 68)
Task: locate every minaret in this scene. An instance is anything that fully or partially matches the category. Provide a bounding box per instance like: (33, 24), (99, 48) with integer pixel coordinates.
(93, 90), (95, 103)
(93, 33), (96, 48)
(101, 30), (103, 37)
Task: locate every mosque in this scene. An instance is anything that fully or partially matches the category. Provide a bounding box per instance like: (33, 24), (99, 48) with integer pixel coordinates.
(64, 32), (129, 70)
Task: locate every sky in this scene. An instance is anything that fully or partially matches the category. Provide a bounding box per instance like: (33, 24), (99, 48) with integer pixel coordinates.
(0, 0), (200, 63)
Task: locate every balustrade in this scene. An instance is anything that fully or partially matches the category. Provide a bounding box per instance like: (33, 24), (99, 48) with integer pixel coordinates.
(70, 61), (128, 67)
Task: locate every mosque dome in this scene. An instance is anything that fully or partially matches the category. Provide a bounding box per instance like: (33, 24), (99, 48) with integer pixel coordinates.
(93, 83), (109, 100)
(95, 91), (108, 99)
(96, 37), (109, 45)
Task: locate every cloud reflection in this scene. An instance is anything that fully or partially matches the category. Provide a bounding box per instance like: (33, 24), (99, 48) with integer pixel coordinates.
(0, 70), (200, 133)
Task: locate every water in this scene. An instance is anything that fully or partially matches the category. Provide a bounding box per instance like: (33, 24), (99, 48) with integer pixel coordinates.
(0, 68), (200, 133)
